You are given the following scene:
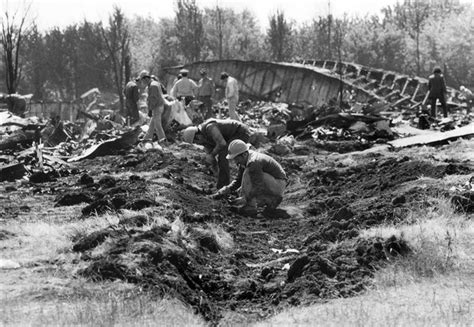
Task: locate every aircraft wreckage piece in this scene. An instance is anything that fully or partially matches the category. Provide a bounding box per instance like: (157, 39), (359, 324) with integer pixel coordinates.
(68, 127), (141, 162)
(162, 60), (462, 109)
(162, 60), (379, 108)
(295, 59), (461, 108)
(388, 122), (474, 148)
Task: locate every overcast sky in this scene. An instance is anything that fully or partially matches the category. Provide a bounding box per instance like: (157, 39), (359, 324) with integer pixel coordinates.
(6, 0), (472, 31)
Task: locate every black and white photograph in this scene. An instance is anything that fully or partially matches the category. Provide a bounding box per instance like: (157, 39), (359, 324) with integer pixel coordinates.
(1, 0), (473, 325)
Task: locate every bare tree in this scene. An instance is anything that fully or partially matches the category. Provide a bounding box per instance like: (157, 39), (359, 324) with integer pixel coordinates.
(1, 2), (31, 94)
(100, 6), (131, 114)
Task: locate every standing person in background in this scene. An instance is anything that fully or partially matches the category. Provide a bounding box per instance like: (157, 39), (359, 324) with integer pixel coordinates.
(459, 85), (473, 114)
(139, 70), (173, 144)
(151, 74), (174, 132)
(123, 76), (140, 125)
(197, 69), (215, 119)
(170, 69), (198, 106)
(427, 67), (448, 118)
(220, 72), (241, 121)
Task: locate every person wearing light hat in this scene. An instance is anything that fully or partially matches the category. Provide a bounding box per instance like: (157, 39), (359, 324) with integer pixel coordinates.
(170, 68), (198, 106)
(213, 139), (287, 216)
(182, 119), (251, 189)
(139, 70), (173, 143)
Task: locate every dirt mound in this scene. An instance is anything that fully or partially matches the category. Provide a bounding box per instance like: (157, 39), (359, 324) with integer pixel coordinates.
(66, 145), (472, 324)
(54, 172), (155, 216)
(303, 158), (472, 241)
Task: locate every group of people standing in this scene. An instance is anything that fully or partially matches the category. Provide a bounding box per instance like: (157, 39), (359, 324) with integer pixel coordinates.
(123, 68), (287, 216)
(124, 68), (242, 143)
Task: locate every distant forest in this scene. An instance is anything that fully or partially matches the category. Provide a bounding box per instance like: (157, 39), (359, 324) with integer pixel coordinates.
(1, 0), (473, 106)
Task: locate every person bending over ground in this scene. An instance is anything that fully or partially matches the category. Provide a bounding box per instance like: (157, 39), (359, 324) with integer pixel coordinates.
(212, 140), (287, 216)
(182, 119), (251, 189)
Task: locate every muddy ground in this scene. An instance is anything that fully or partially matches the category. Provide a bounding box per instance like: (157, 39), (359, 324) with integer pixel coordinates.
(2, 134), (472, 325)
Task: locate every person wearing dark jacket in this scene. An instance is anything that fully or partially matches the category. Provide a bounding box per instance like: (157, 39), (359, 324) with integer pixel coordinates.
(123, 78), (140, 125)
(428, 67), (448, 118)
(182, 119), (251, 189)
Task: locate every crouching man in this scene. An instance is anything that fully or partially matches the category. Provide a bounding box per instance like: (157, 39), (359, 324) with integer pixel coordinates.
(212, 140), (287, 216)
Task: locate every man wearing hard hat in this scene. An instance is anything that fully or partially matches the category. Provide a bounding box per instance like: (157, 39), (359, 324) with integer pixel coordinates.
(181, 119), (251, 189)
(214, 139), (287, 216)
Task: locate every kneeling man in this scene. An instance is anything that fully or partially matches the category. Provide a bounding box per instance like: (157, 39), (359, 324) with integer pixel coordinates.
(213, 140), (287, 216)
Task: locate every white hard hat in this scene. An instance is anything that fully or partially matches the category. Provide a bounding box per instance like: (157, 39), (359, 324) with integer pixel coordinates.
(226, 139), (250, 160)
(182, 126), (198, 143)
(138, 70), (150, 79)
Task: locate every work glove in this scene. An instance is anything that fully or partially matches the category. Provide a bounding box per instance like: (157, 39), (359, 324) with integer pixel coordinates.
(148, 110), (153, 118)
(210, 185), (231, 200)
(210, 191), (224, 200)
(230, 196), (246, 206)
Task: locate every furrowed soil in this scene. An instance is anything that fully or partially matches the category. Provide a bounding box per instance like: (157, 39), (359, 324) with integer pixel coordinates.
(1, 138), (473, 325)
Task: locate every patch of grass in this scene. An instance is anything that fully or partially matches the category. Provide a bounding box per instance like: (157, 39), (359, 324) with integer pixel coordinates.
(253, 275), (474, 327)
(1, 208), (205, 326)
(362, 195), (473, 285)
(1, 291), (206, 327)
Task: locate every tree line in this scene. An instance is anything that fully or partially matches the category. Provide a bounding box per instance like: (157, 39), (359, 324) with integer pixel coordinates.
(1, 0), (472, 110)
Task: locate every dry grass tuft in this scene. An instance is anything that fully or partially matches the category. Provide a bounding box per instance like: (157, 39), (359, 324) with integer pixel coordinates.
(1, 290), (206, 327)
